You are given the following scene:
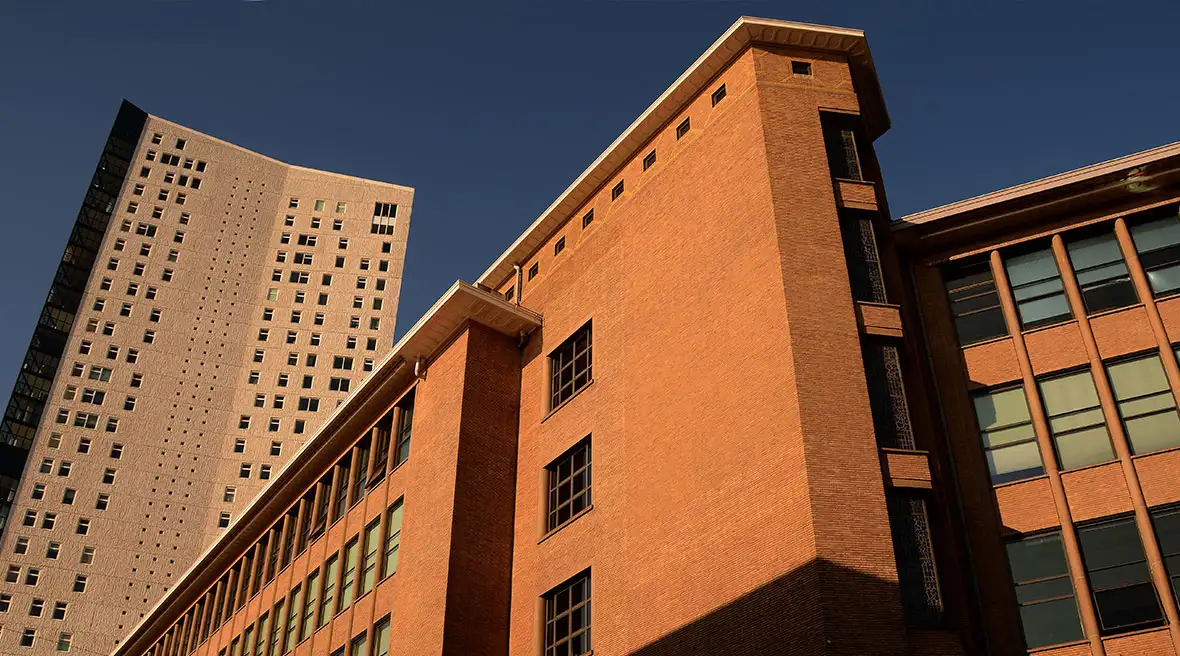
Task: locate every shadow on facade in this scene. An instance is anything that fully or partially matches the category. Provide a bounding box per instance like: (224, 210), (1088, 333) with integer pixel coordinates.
(627, 557), (905, 656)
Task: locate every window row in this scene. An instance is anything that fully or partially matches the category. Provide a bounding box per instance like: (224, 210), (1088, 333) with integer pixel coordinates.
(974, 348), (1180, 484)
(4, 564), (89, 592)
(12, 627), (72, 651)
(173, 500), (402, 656)
(0, 593), (69, 619)
(1008, 506), (1180, 648)
(946, 205), (1180, 346)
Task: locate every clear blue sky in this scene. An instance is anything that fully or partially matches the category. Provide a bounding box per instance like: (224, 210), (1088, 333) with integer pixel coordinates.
(0, 1), (1177, 400)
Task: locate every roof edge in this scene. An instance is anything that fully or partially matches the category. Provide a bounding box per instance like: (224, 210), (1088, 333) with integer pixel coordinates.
(474, 15), (887, 291)
(113, 281), (540, 656)
(896, 141), (1180, 230)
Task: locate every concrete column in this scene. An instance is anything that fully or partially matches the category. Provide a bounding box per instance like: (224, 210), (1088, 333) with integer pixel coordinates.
(989, 250), (1106, 656)
(1114, 218), (1180, 402)
(1052, 234), (1180, 649)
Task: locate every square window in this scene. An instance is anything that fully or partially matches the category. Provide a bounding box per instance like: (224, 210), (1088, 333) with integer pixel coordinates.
(611, 181), (624, 200)
(544, 572), (592, 656)
(711, 83), (727, 105)
(218, 512), (231, 528)
(549, 321), (593, 409)
(792, 60), (813, 76)
(643, 150), (656, 171)
(676, 117), (691, 139)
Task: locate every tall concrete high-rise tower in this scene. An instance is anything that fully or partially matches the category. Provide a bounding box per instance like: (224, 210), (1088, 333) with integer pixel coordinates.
(0, 101), (412, 655)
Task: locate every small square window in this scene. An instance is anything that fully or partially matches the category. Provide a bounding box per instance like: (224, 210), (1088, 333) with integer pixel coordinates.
(643, 150), (656, 171)
(792, 60), (813, 76)
(582, 209), (594, 228)
(528, 263), (539, 281)
(240, 463), (252, 478)
(218, 512), (231, 528)
(270, 441), (282, 457)
(711, 83), (727, 106)
(224, 487), (236, 502)
(611, 181), (624, 200)
(259, 465), (272, 480)
(676, 117), (691, 139)
(176, 138), (186, 149)
(554, 237), (566, 256)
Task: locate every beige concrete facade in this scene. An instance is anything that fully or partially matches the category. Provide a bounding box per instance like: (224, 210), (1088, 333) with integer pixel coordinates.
(0, 105), (412, 656)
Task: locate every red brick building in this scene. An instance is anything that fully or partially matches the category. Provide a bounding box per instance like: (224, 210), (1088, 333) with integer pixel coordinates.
(98, 15), (1180, 656)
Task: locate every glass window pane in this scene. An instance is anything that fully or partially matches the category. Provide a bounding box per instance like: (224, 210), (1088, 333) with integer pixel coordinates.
(1079, 520), (1146, 572)
(1007, 249), (1061, 288)
(974, 388), (1031, 431)
(988, 441), (1044, 483)
(1055, 426), (1115, 469)
(1109, 357), (1171, 401)
(1147, 266), (1180, 296)
(1152, 508), (1180, 555)
(1094, 582), (1164, 632)
(1040, 373), (1101, 415)
(1015, 577), (1075, 604)
(1131, 216), (1180, 255)
(1007, 534), (1070, 582)
(1017, 295), (1072, 327)
(1020, 598), (1084, 649)
(1125, 412), (1180, 455)
(1068, 233), (1124, 271)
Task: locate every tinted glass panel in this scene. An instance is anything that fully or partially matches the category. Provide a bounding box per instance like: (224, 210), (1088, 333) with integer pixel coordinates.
(944, 259), (1008, 346)
(1038, 371), (1115, 470)
(1066, 232), (1137, 313)
(1078, 518), (1164, 633)
(973, 387), (1044, 484)
(1130, 209), (1180, 296)
(1006, 533), (1083, 649)
(1108, 355), (1180, 455)
(1005, 247), (1072, 328)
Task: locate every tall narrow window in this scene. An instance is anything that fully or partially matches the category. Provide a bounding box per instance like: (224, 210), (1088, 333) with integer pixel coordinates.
(394, 391), (414, 467)
(1129, 206), (1180, 297)
(313, 474), (331, 534)
(383, 500), (403, 578)
(301, 570), (319, 641)
(319, 554), (338, 626)
(1004, 246), (1072, 329)
(338, 538), (358, 612)
(547, 438), (592, 532)
(1038, 370), (1115, 470)
(349, 633), (367, 656)
(1066, 231), (1138, 313)
(373, 617), (391, 656)
(1151, 506), (1180, 604)
(886, 492), (943, 626)
(1107, 354), (1180, 455)
(821, 114), (863, 181)
(1078, 517), (1164, 634)
(332, 458), (351, 523)
(544, 571), (592, 656)
(550, 322), (592, 409)
(351, 439), (370, 502)
(360, 518), (380, 596)
(283, 586), (300, 654)
(269, 600), (284, 656)
(1006, 532), (1084, 649)
(972, 386), (1044, 484)
(944, 258), (1008, 346)
(254, 614), (268, 656)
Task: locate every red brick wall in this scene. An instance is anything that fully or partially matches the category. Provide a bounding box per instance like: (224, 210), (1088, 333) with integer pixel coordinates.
(441, 323), (522, 655)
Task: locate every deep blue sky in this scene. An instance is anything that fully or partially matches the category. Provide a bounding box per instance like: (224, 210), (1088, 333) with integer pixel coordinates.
(0, 1), (1177, 400)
